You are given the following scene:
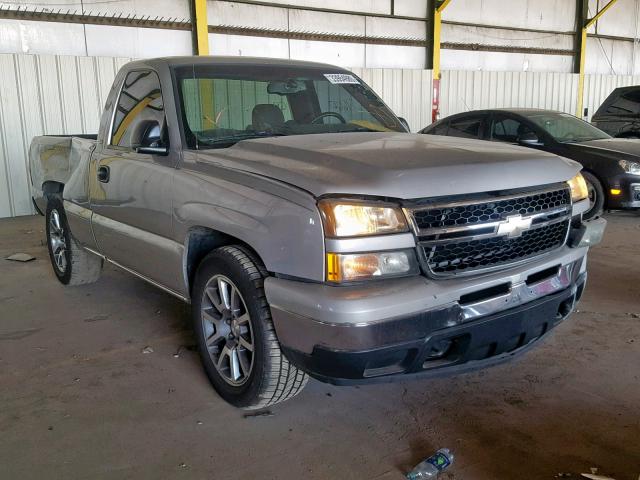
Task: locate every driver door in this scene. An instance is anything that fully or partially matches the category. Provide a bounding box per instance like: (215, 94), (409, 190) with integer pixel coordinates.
(89, 69), (183, 293)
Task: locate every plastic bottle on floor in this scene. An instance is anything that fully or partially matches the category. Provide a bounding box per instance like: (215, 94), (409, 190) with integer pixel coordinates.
(406, 448), (454, 479)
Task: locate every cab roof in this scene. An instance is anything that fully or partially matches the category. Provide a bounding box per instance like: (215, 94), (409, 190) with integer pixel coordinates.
(123, 55), (348, 71)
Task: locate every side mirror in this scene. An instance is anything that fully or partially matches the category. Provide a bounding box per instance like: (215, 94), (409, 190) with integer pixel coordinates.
(132, 119), (168, 155)
(518, 131), (543, 146)
(398, 117), (411, 132)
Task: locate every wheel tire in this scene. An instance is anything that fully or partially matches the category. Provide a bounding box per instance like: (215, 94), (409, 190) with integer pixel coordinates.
(45, 197), (102, 285)
(581, 171), (605, 220)
(192, 245), (308, 409)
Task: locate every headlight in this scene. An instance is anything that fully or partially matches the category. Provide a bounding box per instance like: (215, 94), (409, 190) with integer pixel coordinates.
(567, 173), (589, 202)
(326, 250), (418, 283)
(619, 159), (640, 175)
(318, 199), (408, 237)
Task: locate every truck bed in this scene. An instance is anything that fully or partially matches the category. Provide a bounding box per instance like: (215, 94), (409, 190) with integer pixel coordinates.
(29, 135), (97, 214)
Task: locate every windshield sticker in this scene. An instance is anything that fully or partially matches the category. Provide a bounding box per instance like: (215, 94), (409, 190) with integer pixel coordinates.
(324, 73), (359, 85)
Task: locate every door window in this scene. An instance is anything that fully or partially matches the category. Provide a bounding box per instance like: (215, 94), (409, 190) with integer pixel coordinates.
(448, 116), (483, 139)
(111, 70), (166, 149)
(491, 117), (533, 143)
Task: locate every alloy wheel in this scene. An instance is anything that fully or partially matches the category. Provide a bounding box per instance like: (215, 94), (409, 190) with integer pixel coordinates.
(200, 275), (254, 386)
(49, 209), (67, 273)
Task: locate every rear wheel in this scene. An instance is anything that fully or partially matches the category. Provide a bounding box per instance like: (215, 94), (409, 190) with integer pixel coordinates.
(45, 197), (102, 285)
(581, 171), (604, 220)
(192, 246), (308, 409)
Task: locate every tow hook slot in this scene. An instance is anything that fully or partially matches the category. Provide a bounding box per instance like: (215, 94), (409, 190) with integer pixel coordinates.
(459, 282), (511, 306)
(557, 294), (576, 320)
(525, 265), (561, 286)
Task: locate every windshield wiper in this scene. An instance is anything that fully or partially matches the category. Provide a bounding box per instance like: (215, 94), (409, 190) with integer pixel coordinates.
(562, 136), (604, 143)
(197, 132), (288, 149)
(338, 126), (386, 133)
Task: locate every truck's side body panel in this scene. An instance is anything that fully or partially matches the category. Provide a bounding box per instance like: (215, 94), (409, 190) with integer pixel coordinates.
(86, 65), (185, 293)
(173, 151), (326, 288)
(89, 148), (181, 291)
(29, 59), (328, 298)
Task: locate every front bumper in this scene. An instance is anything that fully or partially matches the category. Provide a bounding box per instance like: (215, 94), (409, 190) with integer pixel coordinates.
(282, 278), (585, 385)
(266, 219), (602, 384)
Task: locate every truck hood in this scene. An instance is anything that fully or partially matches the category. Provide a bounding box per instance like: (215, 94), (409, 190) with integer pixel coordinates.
(198, 132), (580, 199)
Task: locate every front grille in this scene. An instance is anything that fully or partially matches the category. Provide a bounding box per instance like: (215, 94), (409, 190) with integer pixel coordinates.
(408, 185), (572, 277)
(425, 220), (569, 274)
(413, 188), (571, 231)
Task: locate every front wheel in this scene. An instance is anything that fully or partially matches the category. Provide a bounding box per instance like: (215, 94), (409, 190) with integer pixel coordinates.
(581, 171), (605, 220)
(192, 246), (308, 409)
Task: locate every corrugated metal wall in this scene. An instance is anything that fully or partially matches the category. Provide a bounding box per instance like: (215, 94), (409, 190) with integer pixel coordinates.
(440, 70), (579, 118)
(351, 68), (433, 132)
(1, 52), (639, 218)
(0, 53), (130, 218)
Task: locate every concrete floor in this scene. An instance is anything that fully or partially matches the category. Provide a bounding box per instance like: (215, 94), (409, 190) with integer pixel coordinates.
(0, 213), (638, 480)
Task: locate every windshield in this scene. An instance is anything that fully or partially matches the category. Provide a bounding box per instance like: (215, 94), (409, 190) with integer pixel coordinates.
(525, 112), (610, 143)
(174, 64), (405, 149)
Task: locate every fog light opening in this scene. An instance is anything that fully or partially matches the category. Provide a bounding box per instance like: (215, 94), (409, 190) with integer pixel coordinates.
(426, 339), (453, 359)
(557, 296), (575, 319)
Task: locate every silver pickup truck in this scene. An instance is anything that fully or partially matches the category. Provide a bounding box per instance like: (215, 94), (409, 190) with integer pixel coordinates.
(29, 56), (605, 409)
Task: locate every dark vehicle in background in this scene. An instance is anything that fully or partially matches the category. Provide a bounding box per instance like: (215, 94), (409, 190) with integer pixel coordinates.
(592, 86), (640, 138)
(421, 109), (640, 218)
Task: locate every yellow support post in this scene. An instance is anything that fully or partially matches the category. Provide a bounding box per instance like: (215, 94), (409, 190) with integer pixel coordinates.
(431, 0), (452, 123)
(193, 0), (209, 56)
(576, 27), (588, 117)
(576, 0), (619, 117)
(432, 0), (451, 82)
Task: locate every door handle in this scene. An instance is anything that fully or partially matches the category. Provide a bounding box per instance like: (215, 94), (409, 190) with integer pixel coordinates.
(97, 165), (110, 183)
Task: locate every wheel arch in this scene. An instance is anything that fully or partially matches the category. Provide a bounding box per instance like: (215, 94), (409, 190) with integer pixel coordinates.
(32, 180), (65, 215)
(42, 180), (64, 200)
(183, 226), (265, 296)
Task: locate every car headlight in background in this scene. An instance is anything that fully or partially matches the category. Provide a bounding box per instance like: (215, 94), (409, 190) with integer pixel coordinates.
(619, 159), (640, 175)
(318, 199), (408, 237)
(326, 250), (418, 283)
(567, 173), (589, 202)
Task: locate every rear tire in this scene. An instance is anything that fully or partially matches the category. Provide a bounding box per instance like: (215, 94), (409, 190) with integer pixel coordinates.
(581, 171), (604, 220)
(45, 197), (102, 285)
(192, 245), (308, 409)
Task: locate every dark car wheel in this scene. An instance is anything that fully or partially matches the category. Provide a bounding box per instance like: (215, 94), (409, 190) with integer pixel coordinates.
(581, 171), (604, 220)
(192, 245), (308, 409)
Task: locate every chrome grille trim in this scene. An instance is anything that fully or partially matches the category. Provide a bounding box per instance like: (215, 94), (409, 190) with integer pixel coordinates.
(410, 205), (571, 242)
(408, 184), (568, 212)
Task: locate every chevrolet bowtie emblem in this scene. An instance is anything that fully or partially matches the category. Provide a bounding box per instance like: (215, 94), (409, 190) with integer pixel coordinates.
(496, 214), (533, 238)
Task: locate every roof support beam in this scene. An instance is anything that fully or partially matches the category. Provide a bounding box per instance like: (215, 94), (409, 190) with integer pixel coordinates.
(427, 0), (452, 123)
(575, 0), (619, 117)
(191, 0), (209, 55)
